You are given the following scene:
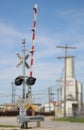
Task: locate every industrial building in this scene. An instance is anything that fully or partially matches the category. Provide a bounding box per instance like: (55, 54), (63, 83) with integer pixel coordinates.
(55, 56), (83, 117)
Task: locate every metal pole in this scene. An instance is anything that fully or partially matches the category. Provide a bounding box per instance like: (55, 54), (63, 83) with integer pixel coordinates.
(22, 39), (26, 99)
(48, 87), (53, 114)
(64, 45), (67, 118)
(48, 87), (51, 114)
(57, 88), (59, 102)
(11, 82), (16, 104)
(11, 82), (13, 104)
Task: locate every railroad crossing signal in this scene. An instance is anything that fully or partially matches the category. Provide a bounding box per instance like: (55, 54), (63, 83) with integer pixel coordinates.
(15, 76), (36, 86)
(26, 76), (36, 86)
(16, 53), (30, 69)
(15, 76), (24, 86)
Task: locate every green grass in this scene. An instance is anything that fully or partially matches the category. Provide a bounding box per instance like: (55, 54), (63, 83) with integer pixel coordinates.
(0, 124), (18, 128)
(52, 117), (84, 123)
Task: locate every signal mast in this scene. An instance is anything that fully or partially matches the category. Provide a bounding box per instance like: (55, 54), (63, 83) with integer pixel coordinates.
(15, 4), (37, 102)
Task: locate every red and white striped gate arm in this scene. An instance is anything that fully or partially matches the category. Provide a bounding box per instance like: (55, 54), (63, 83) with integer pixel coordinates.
(30, 4), (37, 77)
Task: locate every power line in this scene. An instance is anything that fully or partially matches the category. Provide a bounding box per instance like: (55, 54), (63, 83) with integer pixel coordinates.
(32, 88), (47, 92)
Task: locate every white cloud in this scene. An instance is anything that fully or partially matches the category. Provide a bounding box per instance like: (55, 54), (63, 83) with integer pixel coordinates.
(0, 22), (26, 37)
(0, 22), (30, 48)
(58, 9), (84, 22)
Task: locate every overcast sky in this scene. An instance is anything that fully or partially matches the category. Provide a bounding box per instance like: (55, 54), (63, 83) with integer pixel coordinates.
(0, 0), (84, 104)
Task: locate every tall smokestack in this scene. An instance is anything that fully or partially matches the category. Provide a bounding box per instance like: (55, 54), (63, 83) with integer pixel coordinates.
(66, 56), (75, 78)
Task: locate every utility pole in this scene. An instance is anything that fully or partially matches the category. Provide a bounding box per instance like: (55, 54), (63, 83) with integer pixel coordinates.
(48, 87), (51, 114)
(11, 82), (16, 104)
(56, 79), (62, 102)
(56, 44), (76, 118)
(48, 87), (55, 114)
